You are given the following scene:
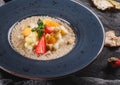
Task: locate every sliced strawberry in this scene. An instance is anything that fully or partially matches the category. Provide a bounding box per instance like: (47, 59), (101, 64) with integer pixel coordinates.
(45, 26), (53, 34)
(35, 35), (46, 55)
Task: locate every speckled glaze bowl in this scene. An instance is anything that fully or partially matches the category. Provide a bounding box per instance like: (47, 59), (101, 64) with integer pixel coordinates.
(0, 0), (105, 79)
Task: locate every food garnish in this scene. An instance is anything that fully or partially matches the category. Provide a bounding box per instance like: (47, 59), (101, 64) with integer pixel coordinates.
(22, 26), (32, 37)
(24, 32), (38, 49)
(22, 18), (69, 55)
(31, 19), (46, 38)
(43, 19), (60, 27)
(31, 19), (47, 54)
(45, 26), (53, 34)
(35, 35), (46, 55)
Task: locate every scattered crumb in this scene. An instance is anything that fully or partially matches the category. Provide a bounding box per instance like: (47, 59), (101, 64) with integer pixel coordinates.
(108, 0), (120, 9)
(92, 0), (120, 10)
(105, 30), (120, 47)
(92, 0), (113, 10)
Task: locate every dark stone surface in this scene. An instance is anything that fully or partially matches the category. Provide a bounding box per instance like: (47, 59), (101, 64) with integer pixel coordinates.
(1, 0), (120, 85)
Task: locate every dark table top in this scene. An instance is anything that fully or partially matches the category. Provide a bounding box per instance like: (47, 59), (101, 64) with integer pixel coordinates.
(1, 0), (120, 85)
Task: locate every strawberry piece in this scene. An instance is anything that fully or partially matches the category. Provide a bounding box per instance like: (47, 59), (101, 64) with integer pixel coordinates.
(35, 35), (46, 54)
(45, 26), (53, 34)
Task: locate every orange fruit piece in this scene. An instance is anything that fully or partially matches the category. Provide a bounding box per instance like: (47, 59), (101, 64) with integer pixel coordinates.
(48, 36), (56, 44)
(22, 26), (32, 37)
(43, 19), (59, 27)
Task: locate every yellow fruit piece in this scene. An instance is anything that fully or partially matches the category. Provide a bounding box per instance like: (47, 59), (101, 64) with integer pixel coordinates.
(60, 26), (68, 36)
(43, 19), (59, 27)
(24, 32), (38, 49)
(22, 26), (32, 37)
(46, 44), (53, 50)
(48, 36), (57, 44)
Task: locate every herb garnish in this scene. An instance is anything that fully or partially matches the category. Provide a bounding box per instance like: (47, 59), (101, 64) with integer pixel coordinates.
(31, 19), (46, 38)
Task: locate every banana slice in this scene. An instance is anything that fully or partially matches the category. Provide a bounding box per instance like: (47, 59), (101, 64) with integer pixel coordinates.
(60, 25), (68, 36)
(53, 38), (64, 50)
(24, 32), (38, 49)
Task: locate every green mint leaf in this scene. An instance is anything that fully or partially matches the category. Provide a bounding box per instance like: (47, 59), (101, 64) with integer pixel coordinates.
(31, 19), (45, 38)
(37, 19), (43, 26)
(38, 30), (44, 38)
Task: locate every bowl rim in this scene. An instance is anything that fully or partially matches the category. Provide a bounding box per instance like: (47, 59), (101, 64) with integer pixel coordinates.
(0, 0), (105, 80)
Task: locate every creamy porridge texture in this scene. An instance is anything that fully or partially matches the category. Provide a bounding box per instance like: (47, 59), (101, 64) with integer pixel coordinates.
(10, 16), (75, 60)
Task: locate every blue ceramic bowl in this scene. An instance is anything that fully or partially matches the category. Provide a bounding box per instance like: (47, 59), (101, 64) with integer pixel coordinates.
(0, 0), (105, 79)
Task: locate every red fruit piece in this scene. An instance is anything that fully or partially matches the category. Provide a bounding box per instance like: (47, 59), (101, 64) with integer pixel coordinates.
(45, 26), (53, 34)
(112, 60), (120, 68)
(35, 35), (46, 55)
